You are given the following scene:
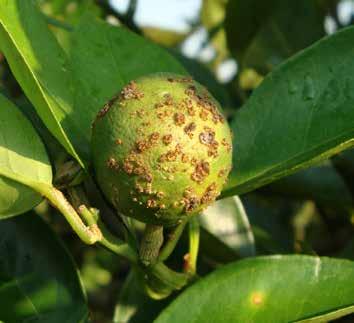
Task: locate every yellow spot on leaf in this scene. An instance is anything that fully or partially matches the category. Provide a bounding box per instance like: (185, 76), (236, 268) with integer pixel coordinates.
(250, 292), (264, 306)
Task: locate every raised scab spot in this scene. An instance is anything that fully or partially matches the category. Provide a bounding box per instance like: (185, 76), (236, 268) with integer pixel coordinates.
(120, 81), (144, 100)
(184, 122), (196, 138)
(162, 134), (173, 145)
(174, 112), (186, 126)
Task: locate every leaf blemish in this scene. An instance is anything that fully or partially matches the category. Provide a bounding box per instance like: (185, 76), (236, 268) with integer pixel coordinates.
(250, 292), (264, 306)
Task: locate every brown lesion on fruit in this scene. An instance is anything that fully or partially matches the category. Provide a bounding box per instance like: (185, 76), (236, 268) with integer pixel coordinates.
(158, 144), (183, 163)
(93, 93), (119, 127)
(199, 109), (209, 121)
(115, 138), (123, 145)
(158, 164), (177, 174)
(184, 122), (196, 138)
(174, 112), (186, 126)
(135, 132), (160, 152)
(162, 134), (173, 145)
(190, 157), (198, 166)
(207, 141), (219, 158)
(162, 93), (174, 106)
(107, 157), (119, 171)
(183, 195), (200, 213)
(136, 109), (146, 118)
(199, 127), (215, 145)
(135, 139), (149, 153)
(135, 181), (155, 195)
(123, 153), (153, 183)
(183, 187), (195, 198)
(191, 161), (210, 183)
(123, 160), (134, 174)
(150, 132), (160, 143)
(184, 84), (225, 125)
(201, 182), (217, 204)
(154, 102), (164, 109)
(199, 127), (219, 158)
(159, 151), (176, 162)
(221, 138), (232, 152)
(144, 173), (153, 183)
(141, 121), (151, 127)
(157, 109), (173, 120)
(156, 191), (165, 199)
(185, 85), (196, 97)
(154, 94), (174, 111)
(120, 81), (144, 100)
(218, 169), (227, 178)
(181, 154), (190, 163)
(146, 199), (158, 208)
(180, 98), (196, 116)
(167, 76), (193, 83)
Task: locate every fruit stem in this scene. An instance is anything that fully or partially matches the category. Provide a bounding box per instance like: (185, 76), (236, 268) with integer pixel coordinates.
(139, 224), (164, 266)
(185, 216), (200, 275)
(148, 262), (189, 290)
(39, 185), (101, 245)
(40, 185), (138, 262)
(67, 186), (138, 263)
(158, 219), (188, 262)
(99, 219), (138, 264)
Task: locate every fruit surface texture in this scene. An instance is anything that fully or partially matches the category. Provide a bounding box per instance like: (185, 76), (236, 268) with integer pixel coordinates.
(92, 73), (232, 225)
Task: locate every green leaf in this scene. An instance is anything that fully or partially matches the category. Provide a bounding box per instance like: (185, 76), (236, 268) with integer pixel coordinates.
(0, 93), (52, 219)
(201, 196), (255, 257)
(0, 0), (85, 166)
(223, 26), (354, 196)
(68, 14), (187, 152)
(113, 270), (169, 323)
(225, 0), (325, 71)
(155, 255), (354, 323)
(0, 214), (88, 323)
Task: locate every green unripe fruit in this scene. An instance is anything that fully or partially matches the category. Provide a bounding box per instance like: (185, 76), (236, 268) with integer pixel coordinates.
(91, 73), (232, 226)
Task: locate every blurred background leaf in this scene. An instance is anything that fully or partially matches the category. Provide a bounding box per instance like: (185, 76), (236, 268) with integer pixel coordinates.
(0, 214), (88, 323)
(225, 0), (326, 74)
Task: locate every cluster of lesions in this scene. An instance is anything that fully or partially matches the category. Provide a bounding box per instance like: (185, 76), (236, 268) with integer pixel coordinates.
(93, 81), (145, 127)
(105, 133), (166, 213)
(105, 78), (232, 213)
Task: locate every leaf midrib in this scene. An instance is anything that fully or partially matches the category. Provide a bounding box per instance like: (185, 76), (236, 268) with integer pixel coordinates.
(225, 129), (354, 196)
